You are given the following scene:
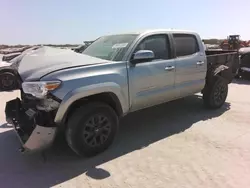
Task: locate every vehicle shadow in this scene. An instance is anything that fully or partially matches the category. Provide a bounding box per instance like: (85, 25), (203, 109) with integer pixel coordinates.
(0, 94), (231, 188)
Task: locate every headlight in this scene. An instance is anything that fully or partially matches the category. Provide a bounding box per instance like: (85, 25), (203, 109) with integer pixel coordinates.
(22, 81), (61, 99)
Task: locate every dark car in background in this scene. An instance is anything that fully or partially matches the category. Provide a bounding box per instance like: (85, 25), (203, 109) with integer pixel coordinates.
(237, 47), (250, 79)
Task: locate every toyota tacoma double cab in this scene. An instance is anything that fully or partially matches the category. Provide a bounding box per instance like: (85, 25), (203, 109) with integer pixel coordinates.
(2, 29), (238, 157)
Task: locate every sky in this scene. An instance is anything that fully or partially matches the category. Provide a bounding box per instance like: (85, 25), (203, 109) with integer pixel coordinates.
(0, 0), (249, 45)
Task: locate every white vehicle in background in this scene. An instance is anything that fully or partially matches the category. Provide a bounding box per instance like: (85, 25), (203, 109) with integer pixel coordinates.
(202, 42), (207, 50)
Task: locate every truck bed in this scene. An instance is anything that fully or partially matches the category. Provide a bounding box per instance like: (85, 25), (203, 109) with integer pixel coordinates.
(206, 50), (239, 74)
(205, 50), (240, 83)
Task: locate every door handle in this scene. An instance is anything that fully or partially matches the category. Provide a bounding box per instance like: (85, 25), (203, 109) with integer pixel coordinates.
(165, 66), (175, 71)
(196, 61), (204, 65)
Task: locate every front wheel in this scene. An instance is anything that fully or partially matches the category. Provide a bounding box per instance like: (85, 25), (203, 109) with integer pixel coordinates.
(203, 77), (228, 109)
(66, 102), (119, 157)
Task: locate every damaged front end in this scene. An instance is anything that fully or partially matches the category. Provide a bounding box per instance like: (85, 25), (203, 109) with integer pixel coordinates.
(5, 91), (61, 153)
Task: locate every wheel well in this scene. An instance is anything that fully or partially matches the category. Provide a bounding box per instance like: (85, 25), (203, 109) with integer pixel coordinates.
(62, 92), (123, 126)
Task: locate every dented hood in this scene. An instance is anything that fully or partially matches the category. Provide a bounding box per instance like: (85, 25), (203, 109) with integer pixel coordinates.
(10, 46), (110, 81)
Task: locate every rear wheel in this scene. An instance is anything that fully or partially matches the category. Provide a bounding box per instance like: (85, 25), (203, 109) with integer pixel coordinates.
(66, 102), (119, 157)
(203, 77), (228, 109)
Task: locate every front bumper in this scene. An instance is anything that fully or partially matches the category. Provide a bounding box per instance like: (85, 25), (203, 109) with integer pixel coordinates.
(5, 98), (57, 153)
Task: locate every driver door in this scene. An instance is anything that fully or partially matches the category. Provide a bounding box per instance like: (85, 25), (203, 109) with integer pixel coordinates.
(128, 34), (176, 111)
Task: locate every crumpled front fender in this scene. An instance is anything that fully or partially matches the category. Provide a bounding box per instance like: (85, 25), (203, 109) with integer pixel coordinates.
(54, 82), (128, 124)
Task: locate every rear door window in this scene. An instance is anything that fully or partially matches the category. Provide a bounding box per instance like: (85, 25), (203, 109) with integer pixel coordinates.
(173, 34), (199, 57)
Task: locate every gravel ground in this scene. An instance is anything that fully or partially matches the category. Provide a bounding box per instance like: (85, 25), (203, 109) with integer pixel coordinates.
(0, 79), (250, 188)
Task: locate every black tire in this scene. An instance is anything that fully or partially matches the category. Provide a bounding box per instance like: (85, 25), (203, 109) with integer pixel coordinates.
(66, 102), (119, 157)
(0, 72), (17, 91)
(203, 77), (228, 109)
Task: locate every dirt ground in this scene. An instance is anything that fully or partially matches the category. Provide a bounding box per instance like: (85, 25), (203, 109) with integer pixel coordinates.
(0, 79), (250, 188)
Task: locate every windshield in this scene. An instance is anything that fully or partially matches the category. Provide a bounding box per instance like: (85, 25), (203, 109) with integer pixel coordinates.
(82, 34), (138, 61)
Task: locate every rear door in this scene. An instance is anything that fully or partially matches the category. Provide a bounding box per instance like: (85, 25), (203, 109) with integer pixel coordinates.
(173, 33), (207, 97)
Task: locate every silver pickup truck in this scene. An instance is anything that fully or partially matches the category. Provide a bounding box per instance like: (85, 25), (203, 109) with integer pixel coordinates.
(2, 29), (238, 157)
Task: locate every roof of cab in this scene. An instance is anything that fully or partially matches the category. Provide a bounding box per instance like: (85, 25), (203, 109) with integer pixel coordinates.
(138, 29), (196, 35)
(106, 29), (198, 36)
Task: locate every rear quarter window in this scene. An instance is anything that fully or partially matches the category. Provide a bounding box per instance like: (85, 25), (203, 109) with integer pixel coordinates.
(173, 34), (200, 57)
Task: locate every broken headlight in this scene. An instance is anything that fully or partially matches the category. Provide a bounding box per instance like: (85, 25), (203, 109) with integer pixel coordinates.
(22, 81), (61, 99)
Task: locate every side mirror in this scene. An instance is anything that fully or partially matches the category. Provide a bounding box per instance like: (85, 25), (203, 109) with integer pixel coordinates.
(131, 50), (155, 64)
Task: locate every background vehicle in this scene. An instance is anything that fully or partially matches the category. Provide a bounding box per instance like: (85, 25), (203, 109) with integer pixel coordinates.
(236, 47), (250, 79)
(2, 52), (22, 62)
(0, 46), (41, 91)
(220, 35), (250, 50)
(3, 29), (238, 157)
(72, 40), (95, 53)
